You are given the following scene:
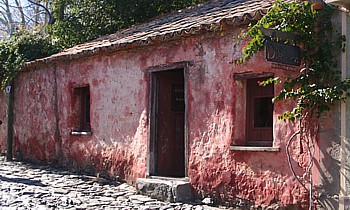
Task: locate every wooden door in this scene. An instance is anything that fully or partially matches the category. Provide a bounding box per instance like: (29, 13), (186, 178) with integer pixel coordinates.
(155, 69), (185, 177)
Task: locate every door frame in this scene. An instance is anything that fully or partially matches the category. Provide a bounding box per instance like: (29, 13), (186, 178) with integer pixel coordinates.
(145, 61), (193, 177)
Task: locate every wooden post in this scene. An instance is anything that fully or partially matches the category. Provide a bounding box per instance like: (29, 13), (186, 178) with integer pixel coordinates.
(6, 24), (15, 161)
(6, 82), (14, 161)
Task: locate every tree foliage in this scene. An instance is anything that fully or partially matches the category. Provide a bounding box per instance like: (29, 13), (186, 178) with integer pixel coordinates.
(0, 0), (207, 89)
(0, 28), (60, 89)
(50, 0), (206, 48)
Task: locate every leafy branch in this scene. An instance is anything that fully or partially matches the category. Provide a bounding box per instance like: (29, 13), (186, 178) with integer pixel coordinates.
(236, 0), (350, 123)
(234, 0), (350, 208)
(0, 27), (60, 89)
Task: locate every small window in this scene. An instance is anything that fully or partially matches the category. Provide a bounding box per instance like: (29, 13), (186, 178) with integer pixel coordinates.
(73, 86), (91, 132)
(246, 78), (274, 146)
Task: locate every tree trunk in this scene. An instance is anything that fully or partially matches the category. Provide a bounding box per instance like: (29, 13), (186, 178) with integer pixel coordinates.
(14, 0), (26, 26)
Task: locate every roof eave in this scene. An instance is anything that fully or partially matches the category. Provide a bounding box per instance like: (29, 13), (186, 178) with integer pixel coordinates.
(23, 8), (267, 70)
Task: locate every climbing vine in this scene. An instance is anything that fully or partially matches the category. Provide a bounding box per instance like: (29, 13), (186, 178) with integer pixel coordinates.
(236, 0), (350, 121)
(234, 0), (350, 208)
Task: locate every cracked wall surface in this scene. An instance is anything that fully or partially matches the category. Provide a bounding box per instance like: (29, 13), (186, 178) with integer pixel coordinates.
(0, 27), (342, 208)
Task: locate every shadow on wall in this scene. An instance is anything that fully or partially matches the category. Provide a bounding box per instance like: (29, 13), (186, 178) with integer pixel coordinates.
(0, 119), (5, 155)
(60, 109), (147, 184)
(316, 132), (350, 209)
(0, 92), (7, 153)
(341, 138), (350, 204)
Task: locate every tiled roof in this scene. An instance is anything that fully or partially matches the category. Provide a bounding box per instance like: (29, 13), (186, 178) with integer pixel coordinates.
(28, 0), (278, 66)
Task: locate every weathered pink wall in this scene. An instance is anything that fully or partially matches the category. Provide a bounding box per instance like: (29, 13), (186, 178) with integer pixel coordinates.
(14, 67), (62, 162)
(15, 54), (149, 181)
(11, 28), (331, 207)
(0, 91), (7, 154)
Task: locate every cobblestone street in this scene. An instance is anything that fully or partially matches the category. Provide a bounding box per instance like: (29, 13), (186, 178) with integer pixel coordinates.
(0, 156), (224, 210)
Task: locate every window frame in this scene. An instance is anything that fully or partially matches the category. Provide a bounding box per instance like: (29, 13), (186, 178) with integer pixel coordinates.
(71, 85), (92, 135)
(230, 73), (278, 151)
(245, 77), (274, 147)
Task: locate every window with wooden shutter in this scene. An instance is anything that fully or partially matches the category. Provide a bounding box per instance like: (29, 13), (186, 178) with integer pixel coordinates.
(72, 86), (91, 133)
(246, 78), (273, 146)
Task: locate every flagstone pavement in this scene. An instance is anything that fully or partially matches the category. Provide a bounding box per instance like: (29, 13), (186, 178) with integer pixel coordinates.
(0, 156), (227, 210)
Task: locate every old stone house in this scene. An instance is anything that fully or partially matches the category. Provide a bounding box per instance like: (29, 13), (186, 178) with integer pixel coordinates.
(0, 0), (348, 208)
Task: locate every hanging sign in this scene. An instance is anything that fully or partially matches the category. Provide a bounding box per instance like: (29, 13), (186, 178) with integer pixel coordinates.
(265, 40), (301, 66)
(5, 86), (11, 94)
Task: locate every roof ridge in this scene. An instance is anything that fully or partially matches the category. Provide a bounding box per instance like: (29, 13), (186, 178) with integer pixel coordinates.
(26, 0), (275, 68)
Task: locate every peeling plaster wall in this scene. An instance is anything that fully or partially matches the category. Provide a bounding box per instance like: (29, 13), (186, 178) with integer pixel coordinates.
(0, 91), (7, 154)
(12, 28), (333, 207)
(316, 10), (343, 210)
(318, 107), (341, 210)
(14, 67), (60, 162)
(14, 53), (149, 182)
(317, 10), (350, 210)
(55, 53), (149, 181)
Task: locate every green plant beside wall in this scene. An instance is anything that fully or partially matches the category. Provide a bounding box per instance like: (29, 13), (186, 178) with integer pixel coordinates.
(235, 0), (350, 121)
(234, 0), (350, 208)
(0, 27), (60, 161)
(0, 27), (60, 90)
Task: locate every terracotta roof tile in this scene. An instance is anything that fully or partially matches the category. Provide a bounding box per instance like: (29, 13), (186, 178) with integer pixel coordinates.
(28, 0), (281, 65)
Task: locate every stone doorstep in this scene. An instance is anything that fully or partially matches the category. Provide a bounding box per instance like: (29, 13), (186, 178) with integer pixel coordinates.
(136, 178), (193, 203)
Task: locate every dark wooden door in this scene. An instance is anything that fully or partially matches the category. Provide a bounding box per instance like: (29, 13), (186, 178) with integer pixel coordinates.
(156, 69), (185, 177)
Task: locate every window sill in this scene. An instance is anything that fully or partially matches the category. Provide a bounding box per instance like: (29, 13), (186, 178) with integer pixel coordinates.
(229, 146), (280, 152)
(71, 131), (92, 135)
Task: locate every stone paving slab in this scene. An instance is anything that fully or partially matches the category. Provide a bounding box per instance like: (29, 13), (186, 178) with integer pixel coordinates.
(0, 156), (227, 209)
